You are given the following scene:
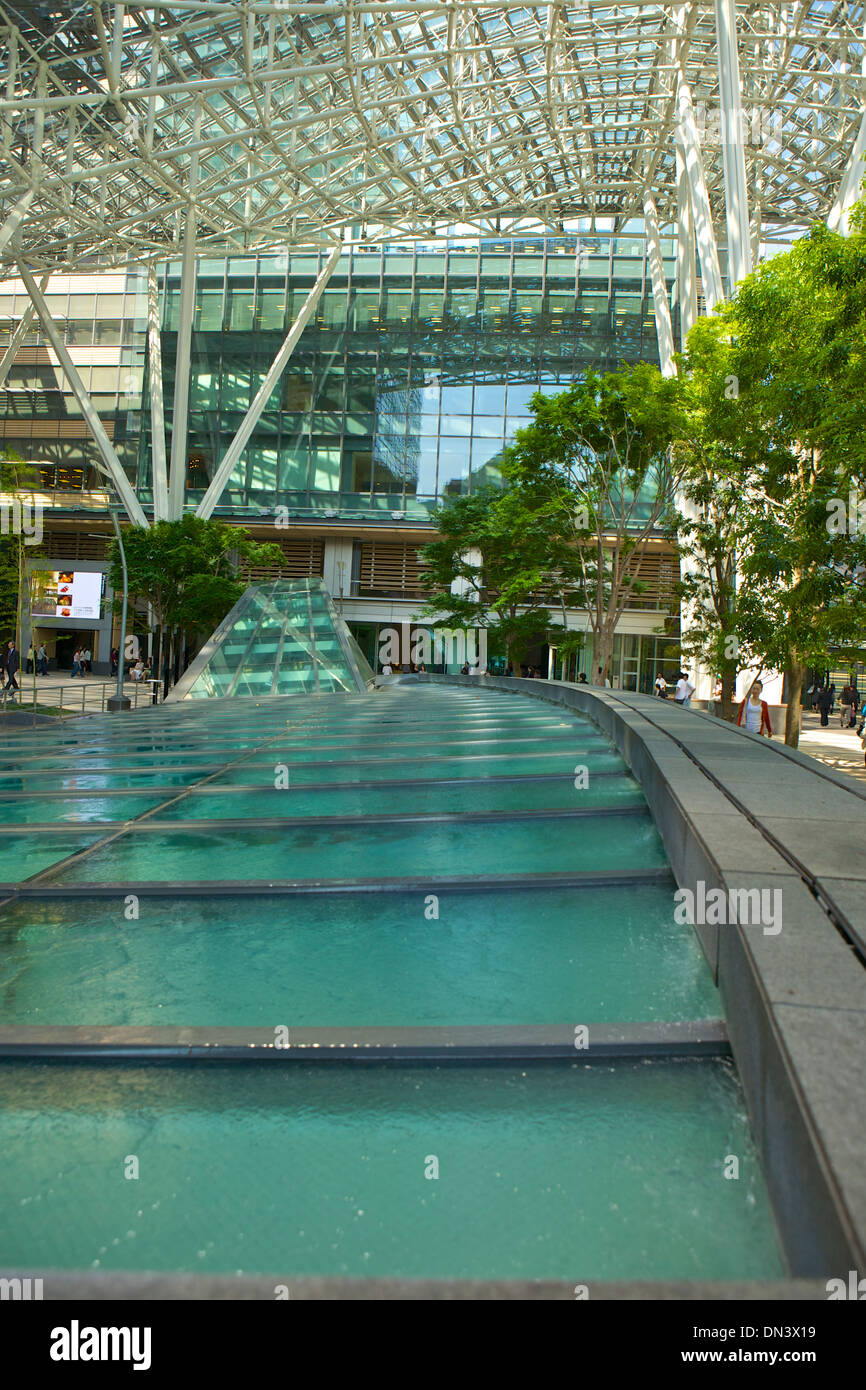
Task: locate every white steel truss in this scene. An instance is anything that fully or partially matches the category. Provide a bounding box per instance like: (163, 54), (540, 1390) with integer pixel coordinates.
(0, 2), (863, 273)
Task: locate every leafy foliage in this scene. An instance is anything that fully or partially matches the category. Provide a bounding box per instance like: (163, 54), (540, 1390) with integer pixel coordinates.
(677, 211), (866, 742)
(502, 364), (685, 681)
(107, 514), (283, 639)
(418, 486), (565, 665)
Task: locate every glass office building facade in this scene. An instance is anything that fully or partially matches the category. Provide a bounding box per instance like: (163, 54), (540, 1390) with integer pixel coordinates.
(147, 231), (677, 518)
(0, 231), (682, 687)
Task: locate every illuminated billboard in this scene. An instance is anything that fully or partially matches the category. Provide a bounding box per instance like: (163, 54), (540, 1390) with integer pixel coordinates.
(31, 569), (104, 621)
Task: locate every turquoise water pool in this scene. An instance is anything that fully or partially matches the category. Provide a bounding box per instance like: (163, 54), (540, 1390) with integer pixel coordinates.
(0, 1061), (783, 1281)
(0, 683), (785, 1281)
(0, 884), (716, 1026)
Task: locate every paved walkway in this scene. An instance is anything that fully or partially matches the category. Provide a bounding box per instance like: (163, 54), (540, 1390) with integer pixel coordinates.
(795, 710), (866, 785)
(0, 672), (159, 715)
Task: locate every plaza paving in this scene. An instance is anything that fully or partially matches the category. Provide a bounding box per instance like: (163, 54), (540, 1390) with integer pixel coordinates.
(0, 672), (158, 716)
(792, 711), (866, 787)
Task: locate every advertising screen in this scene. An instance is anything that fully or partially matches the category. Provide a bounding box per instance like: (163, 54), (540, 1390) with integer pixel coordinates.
(31, 569), (104, 621)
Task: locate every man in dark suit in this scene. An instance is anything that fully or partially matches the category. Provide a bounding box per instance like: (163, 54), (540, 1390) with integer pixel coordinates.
(4, 640), (20, 693)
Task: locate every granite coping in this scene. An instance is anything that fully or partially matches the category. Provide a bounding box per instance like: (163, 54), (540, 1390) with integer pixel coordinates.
(0, 1269), (832, 1300)
(421, 675), (866, 1277)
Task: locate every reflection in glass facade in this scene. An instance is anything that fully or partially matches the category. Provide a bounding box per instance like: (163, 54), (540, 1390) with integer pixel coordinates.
(147, 233), (677, 518)
(0, 273), (147, 494)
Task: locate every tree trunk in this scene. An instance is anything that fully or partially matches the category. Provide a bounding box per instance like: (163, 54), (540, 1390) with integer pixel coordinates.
(720, 669), (737, 722)
(595, 626), (615, 685)
(160, 625), (172, 701)
(784, 660), (805, 747)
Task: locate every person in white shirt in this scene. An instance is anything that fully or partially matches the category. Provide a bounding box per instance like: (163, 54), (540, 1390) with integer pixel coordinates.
(381, 663), (392, 676)
(654, 674), (667, 699)
(674, 671), (695, 708)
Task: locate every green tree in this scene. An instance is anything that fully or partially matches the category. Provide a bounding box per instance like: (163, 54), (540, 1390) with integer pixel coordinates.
(107, 514), (282, 692)
(674, 318), (756, 721)
(503, 364), (685, 683)
(418, 485), (568, 668)
(688, 214), (866, 745)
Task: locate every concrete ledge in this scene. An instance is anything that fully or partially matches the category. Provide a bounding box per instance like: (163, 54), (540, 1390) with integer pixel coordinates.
(0, 1268), (830, 1301)
(0, 1020), (729, 1062)
(419, 675), (866, 1278)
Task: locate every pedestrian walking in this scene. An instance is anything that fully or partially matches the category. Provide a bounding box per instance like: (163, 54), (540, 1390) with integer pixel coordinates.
(83, 646), (92, 675)
(71, 647), (82, 677)
(25, 643), (33, 675)
(840, 682), (856, 729)
(4, 640), (20, 693)
(736, 679), (773, 737)
(674, 671), (695, 708)
(37, 643), (47, 675)
(654, 673), (667, 699)
(816, 683), (833, 727)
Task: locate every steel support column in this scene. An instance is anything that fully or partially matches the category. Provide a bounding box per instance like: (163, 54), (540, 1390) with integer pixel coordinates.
(675, 147), (698, 342)
(167, 107), (202, 520)
(714, 0), (751, 290)
(17, 261), (149, 528)
(0, 190), (35, 256)
(827, 110), (866, 235)
(676, 77), (724, 311)
(750, 199), (762, 265)
(196, 245), (342, 521)
(643, 192), (675, 377)
(147, 267), (169, 522)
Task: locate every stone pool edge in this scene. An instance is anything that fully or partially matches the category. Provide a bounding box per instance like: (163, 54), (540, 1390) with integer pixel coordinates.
(420, 674), (866, 1284)
(0, 1268), (831, 1300)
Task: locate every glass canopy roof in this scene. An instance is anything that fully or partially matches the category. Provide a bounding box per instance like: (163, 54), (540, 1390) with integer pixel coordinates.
(168, 578), (374, 701)
(1, 2), (864, 272)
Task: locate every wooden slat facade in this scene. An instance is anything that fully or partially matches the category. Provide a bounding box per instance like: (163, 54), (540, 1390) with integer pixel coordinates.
(356, 541), (427, 599)
(44, 530), (108, 561)
(241, 536), (325, 583)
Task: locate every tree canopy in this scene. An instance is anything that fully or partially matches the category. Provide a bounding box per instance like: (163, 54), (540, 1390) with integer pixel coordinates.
(502, 364), (685, 682)
(677, 213), (866, 743)
(108, 514), (282, 638)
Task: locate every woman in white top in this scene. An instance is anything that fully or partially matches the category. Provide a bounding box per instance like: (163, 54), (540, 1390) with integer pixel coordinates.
(736, 680), (773, 737)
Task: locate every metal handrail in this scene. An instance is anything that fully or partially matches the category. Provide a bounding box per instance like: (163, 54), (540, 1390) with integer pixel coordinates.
(1, 677), (163, 723)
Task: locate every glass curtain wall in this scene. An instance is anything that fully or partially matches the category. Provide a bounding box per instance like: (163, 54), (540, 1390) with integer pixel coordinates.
(0, 274), (147, 499)
(146, 232), (676, 519)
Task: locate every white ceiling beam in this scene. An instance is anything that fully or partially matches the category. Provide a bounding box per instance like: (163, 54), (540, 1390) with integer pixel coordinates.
(714, 0), (752, 291)
(644, 191), (675, 377)
(827, 110), (866, 234)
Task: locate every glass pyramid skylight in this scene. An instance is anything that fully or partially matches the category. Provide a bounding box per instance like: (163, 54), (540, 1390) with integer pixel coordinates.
(168, 579), (373, 702)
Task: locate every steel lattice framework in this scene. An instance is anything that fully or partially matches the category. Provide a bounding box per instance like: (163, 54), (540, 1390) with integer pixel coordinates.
(0, 1), (864, 273)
